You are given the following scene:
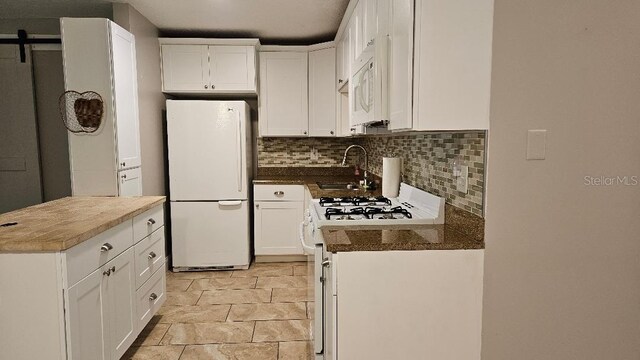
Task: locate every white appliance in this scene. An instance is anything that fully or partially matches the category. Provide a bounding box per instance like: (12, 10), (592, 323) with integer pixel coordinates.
(349, 37), (388, 126)
(300, 183), (444, 358)
(167, 100), (252, 270)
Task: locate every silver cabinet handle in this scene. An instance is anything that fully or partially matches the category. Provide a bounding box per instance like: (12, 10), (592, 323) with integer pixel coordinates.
(274, 191), (285, 196)
(322, 258), (331, 267)
(149, 293), (158, 301)
(100, 243), (113, 252)
(204, 85), (208, 89)
(148, 251), (157, 260)
(147, 218), (156, 226)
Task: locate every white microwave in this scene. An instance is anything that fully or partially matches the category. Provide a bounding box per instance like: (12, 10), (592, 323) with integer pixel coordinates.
(349, 36), (388, 126)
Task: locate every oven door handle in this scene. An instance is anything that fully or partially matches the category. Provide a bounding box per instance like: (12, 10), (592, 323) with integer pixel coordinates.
(299, 221), (316, 254)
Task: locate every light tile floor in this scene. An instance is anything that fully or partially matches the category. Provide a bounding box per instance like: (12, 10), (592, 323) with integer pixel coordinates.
(124, 262), (314, 360)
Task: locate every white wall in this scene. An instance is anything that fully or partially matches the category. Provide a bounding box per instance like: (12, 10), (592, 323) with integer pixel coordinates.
(483, 1), (640, 359)
(113, 4), (166, 196)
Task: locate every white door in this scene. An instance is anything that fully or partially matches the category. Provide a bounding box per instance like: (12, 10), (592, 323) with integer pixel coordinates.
(111, 24), (141, 170)
(209, 46), (255, 92)
(0, 45), (43, 213)
(259, 52), (308, 136)
(118, 167), (142, 196)
(167, 101), (247, 201)
(388, 0), (414, 130)
(105, 248), (136, 360)
(161, 45), (209, 91)
(171, 201), (250, 268)
(254, 201), (304, 255)
(67, 267), (109, 360)
(309, 47), (337, 137)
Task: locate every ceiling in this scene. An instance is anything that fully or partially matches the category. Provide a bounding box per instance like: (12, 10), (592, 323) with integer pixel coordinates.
(0, 0), (350, 44)
(121, 0), (350, 44)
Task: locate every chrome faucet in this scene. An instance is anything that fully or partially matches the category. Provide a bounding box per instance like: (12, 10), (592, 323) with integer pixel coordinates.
(341, 145), (369, 186)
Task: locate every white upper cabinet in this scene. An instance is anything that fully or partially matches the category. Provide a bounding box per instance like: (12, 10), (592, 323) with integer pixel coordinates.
(387, 0), (414, 130)
(412, 0), (493, 130)
(111, 25), (142, 169)
(160, 39), (258, 95)
(309, 47), (337, 137)
(160, 45), (209, 91)
(259, 51), (309, 136)
(209, 46), (256, 91)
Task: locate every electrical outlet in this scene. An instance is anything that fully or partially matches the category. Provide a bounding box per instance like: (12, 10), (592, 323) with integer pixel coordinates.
(456, 165), (469, 194)
(310, 147), (319, 161)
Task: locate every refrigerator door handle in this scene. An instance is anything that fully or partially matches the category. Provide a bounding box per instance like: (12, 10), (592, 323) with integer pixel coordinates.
(219, 200), (242, 207)
(236, 109), (242, 193)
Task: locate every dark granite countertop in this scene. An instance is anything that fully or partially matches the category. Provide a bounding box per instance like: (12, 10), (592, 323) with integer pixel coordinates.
(321, 224), (484, 252)
(254, 167), (382, 198)
(254, 167), (485, 252)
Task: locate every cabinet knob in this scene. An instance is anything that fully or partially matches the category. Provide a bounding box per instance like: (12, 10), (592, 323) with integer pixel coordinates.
(211, 84), (216, 89)
(338, 79), (343, 83)
(148, 251), (157, 260)
(121, 174), (127, 179)
(256, 204), (259, 209)
(100, 243), (113, 252)
(274, 191), (285, 196)
(147, 218), (156, 226)
(204, 85), (208, 89)
(149, 293), (158, 301)
(303, 131), (308, 135)
(111, 266), (116, 272)
(121, 162), (126, 167)
(103, 269), (111, 276)
(330, 131), (334, 135)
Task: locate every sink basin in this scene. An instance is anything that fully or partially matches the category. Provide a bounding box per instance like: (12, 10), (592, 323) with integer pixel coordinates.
(316, 182), (360, 190)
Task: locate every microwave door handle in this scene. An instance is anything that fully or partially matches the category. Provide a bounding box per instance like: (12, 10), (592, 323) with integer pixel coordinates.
(358, 68), (370, 113)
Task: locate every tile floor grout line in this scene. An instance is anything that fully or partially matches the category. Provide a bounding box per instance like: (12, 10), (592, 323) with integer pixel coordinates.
(194, 290), (204, 305)
(177, 345), (186, 360)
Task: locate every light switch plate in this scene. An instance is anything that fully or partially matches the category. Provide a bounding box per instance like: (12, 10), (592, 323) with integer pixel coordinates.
(527, 130), (547, 160)
(456, 165), (469, 194)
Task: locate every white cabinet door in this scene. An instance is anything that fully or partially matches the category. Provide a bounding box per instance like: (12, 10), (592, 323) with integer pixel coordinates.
(412, 0), (493, 130)
(259, 52), (309, 136)
(118, 167), (142, 196)
(363, 0), (378, 48)
(309, 47), (337, 137)
(353, 2), (364, 61)
(161, 45), (209, 91)
(209, 45), (256, 92)
(111, 24), (141, 170)
(254, 201), (304, 255)
(105, 248), (136, 360)
(388, 0), (414, 130)
(67, 267), (109, 360)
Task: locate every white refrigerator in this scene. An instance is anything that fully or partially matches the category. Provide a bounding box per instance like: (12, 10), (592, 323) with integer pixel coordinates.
(167, 100), (252, 270)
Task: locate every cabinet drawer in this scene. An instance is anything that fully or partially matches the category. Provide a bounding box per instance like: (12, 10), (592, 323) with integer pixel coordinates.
(254, 185), (304, 201)
(66, 220), (134, 287)
(136, 266), (166, 333)
(133, 205), (164, 242)
(134, 227), (166, 289)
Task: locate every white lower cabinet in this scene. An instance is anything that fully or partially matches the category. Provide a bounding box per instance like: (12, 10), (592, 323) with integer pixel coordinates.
(254, 185), (304, 255)
(325, 249), (484, 360)
(68, 247), (136, 360)
(0, 204), (166, 360)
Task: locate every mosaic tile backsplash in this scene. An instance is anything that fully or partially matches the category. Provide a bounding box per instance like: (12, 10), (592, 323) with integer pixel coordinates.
(257, 132), (486, 216)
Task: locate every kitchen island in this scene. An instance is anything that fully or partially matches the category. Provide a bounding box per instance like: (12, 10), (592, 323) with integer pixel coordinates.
(0, 196), (166, 360)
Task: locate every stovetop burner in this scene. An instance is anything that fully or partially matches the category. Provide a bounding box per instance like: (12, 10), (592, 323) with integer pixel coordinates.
(325, 207), (366, 220)
(325, 206), (414, 220)
(319, 196), (392, 207)
(365, 206), (413, 219)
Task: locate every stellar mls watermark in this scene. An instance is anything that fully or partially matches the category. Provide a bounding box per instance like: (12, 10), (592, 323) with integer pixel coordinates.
(584, 175), (638, 186)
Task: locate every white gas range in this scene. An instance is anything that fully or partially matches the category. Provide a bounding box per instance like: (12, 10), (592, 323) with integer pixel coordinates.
(300, 183), (445, 359)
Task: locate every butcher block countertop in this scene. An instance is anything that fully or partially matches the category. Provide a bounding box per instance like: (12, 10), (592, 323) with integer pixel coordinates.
(0, 196), (165, 252)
